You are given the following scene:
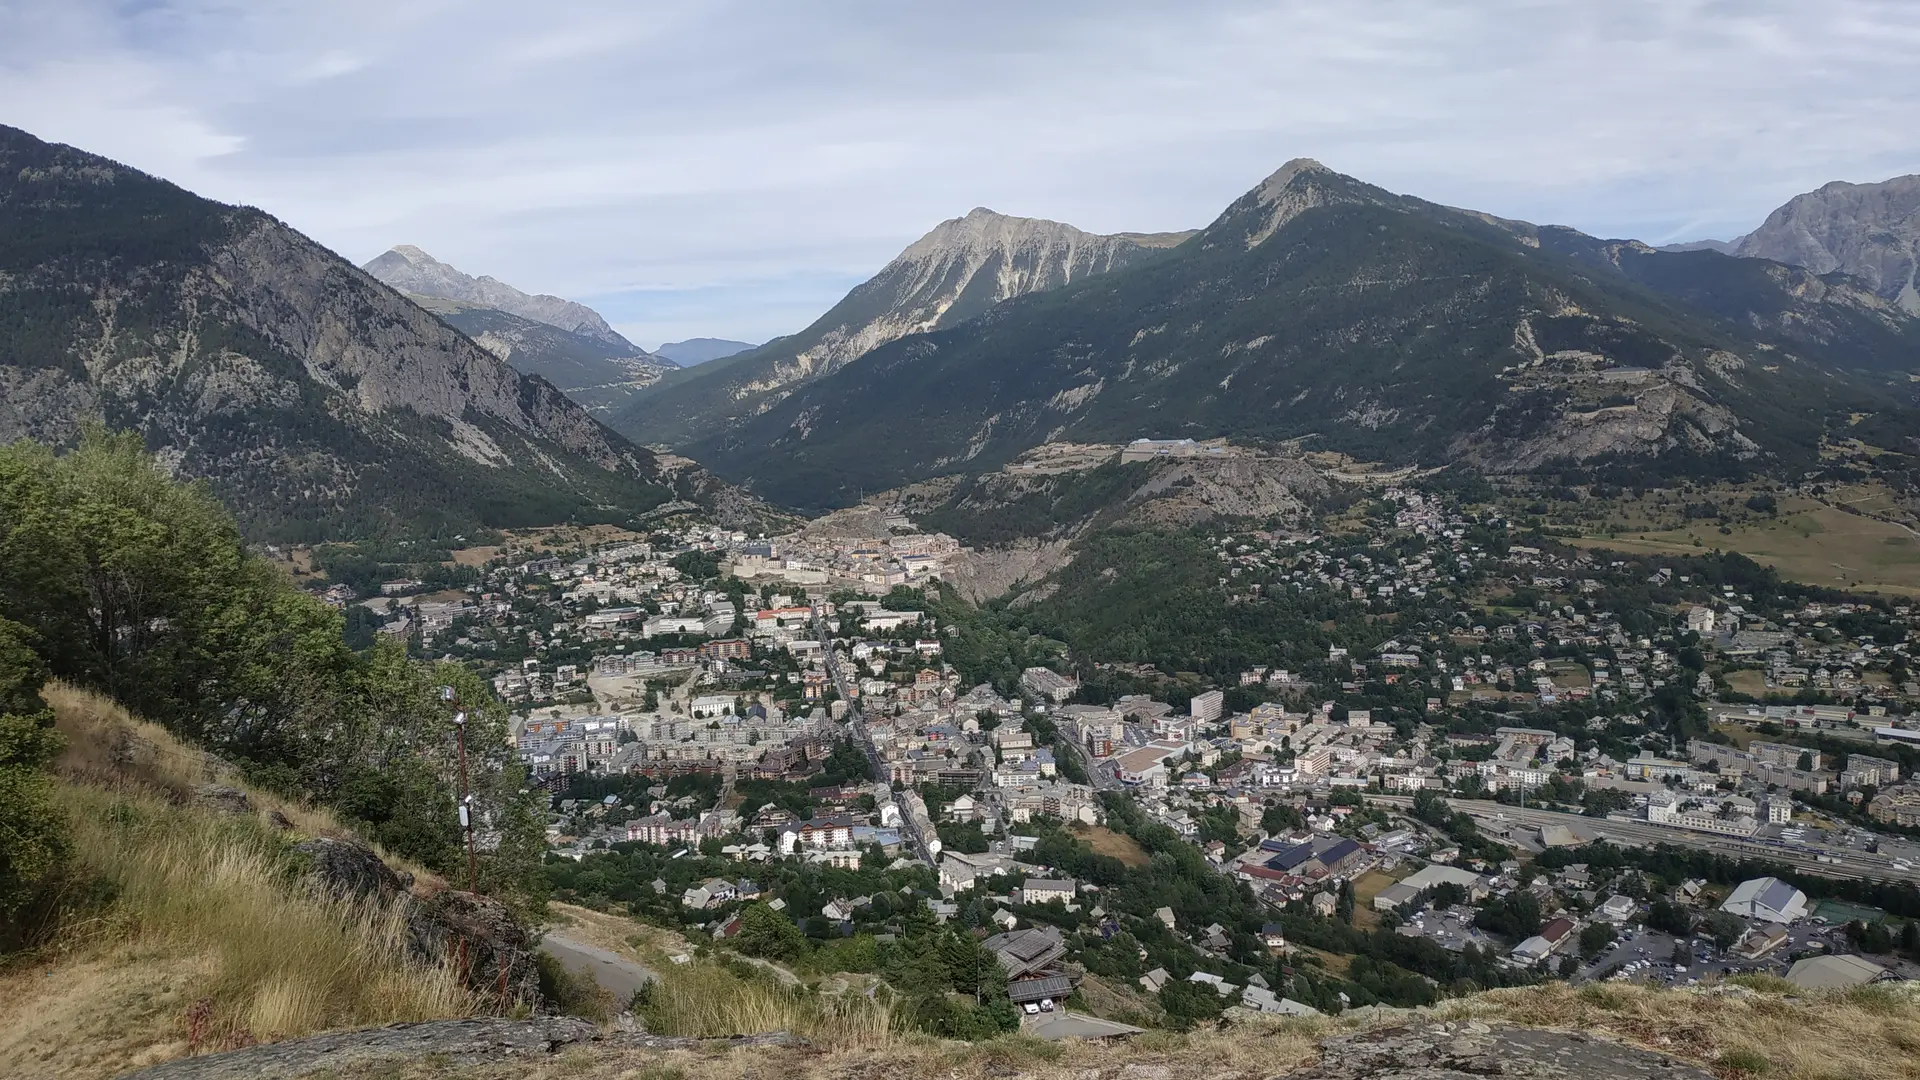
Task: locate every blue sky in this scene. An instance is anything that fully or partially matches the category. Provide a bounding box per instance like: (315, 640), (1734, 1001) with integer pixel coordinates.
(4, 1), (1919, 347)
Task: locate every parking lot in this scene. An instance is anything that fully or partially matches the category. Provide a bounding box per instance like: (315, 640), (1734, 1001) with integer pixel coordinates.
(1575, 923), (1849, 987)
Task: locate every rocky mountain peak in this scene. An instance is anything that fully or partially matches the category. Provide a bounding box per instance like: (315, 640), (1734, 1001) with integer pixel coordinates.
(362, 245), (634, 348)
(1733, 172), (1920, 313)
(1211, 156), (1381, 249)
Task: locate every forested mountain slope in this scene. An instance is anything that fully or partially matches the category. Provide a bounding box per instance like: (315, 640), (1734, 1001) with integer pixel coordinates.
(690, 160), (1920, 510)
(611, 208), (1191, 447)
(0, 124), (701, 540)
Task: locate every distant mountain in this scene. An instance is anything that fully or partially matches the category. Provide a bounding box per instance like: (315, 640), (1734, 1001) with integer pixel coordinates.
(654, 338), (758, 366)
(405, 294), (679, 416)
(362, 245), (634, 348)
(1657, 239), (1737, 255)
(0, 124), (739, 541)
(688, 159), (1920, 511)
(1730, 173), (1920, 314)
(610, 209), (1193, 447)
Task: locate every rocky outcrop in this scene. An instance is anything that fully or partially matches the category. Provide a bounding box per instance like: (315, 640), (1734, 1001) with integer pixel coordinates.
(362, 245), (633, 348)
(294, 838), (412, 905)
(405, 889), (542, 1006)
(1292, 1021), (1712, 1080)
(1733, 173), (1920, 313)
(114, 1018), (803, 1080)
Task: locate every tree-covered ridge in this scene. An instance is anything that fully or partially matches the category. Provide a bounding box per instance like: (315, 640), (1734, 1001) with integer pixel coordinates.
(0, 431), (549, 916)
(0, 123), (689, 542)
(692, 163), (1920, 511)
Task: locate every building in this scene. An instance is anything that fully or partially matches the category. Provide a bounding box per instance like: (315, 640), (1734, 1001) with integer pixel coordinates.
(1189, 689), (1225, 723)
(1720, 877), (1809, 924)
(1786, 954), (1885, 991)
(1020, 667), (1080, 704)
(1021, 878), (1079, 905)
(982, 926), (1068, 979)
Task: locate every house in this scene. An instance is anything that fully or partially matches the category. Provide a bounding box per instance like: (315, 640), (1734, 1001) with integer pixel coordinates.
(1310, 892), (1338, 918)
(1021, 878), (1079, 905)
(1720, 877), (1809, 924)
(1008, 974), (1076, 1006)
(1511, 917), (1576, 964)
(1241, 986), (1320, 1015)
(1138, 966), (1171, 993)
(1154, 906), (1178, 930)
(982, 926), (1067, 979)
(1735, 926), (1790, 959)
(1596, 895), (1637, 923)
(1260, 923), (1288, 950)
(680, 877), (736, 910)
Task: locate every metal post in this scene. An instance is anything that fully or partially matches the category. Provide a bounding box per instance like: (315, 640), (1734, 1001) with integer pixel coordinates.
(444, 685), (481, 894)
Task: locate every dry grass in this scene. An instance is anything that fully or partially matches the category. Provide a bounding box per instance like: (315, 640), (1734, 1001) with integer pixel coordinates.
(0, 685), (474, 1080)
(1570, 491), (1920, 595)
(634, 957), (896, 1051)
(1073, 823), (1151, 868)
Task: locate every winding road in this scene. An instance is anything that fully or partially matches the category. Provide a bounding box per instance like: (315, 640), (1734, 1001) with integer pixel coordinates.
(537, 930), (657, 1005)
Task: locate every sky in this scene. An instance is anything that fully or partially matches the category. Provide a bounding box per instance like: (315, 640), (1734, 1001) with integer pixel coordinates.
(4, 1), (1919, 348)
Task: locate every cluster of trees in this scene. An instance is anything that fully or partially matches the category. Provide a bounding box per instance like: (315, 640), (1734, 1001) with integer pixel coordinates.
(0, 620), (64, 936)
(0, 431), (549, 919)
(1536, 841), (1920, 919)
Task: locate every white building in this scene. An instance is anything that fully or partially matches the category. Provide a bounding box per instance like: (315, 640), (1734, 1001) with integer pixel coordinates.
(1720, 877), (1809, 924)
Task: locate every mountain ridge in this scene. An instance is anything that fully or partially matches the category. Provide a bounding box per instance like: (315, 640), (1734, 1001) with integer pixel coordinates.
(654, 337), (758, 366)
(609, 208), (1194, 447)
(0, 124), (724, 540)
(362, 244), (636, 348)
(686, 158), (1920, 510)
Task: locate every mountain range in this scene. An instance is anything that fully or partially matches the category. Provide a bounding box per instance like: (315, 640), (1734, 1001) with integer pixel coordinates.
(677, 160), (1920, 510)
(610, 209), (1192, 447)
(0, 124), (732, 541)
(361, 246), (680, 416)
(653, 338), (758, 366)
(1662, 173), (1920, 314)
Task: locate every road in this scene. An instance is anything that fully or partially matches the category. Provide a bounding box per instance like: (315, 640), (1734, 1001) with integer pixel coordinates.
(1367, 794), (1920, 885)
(538, 930), (656, 1006)
(813, 608), (935, 864)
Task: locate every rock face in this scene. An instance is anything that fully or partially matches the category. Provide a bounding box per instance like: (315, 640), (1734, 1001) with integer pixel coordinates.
(407, 294), (679, 416)
(1732, 173), (1920, 313)
(362, 245), (633, 348)
(610, 209), (1191, 447)
(114, 1017), (803, 1080)
(1296, 1021), (1713, 1080)
(405, 889), (542, 1007)
(0, 124), (691, 539)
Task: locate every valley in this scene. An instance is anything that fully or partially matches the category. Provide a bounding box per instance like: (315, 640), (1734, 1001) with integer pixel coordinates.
(7, 74), (1920, 1080)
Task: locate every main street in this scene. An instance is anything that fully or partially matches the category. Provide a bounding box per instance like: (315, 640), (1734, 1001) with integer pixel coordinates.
(1367, 794), (1920, 886)
(813, 608), (936, 864)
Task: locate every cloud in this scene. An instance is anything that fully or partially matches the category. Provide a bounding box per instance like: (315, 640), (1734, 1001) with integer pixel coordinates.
(5, 0), (1920, 343)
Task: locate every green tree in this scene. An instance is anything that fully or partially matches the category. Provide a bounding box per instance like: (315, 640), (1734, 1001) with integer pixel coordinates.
(1578, 921), (1617, 959)
(734, 902), (807, 962)
(1158, 977), (1227, 1028)
(1701, 910), (1747, 950)
(0, 619), (66, 920)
